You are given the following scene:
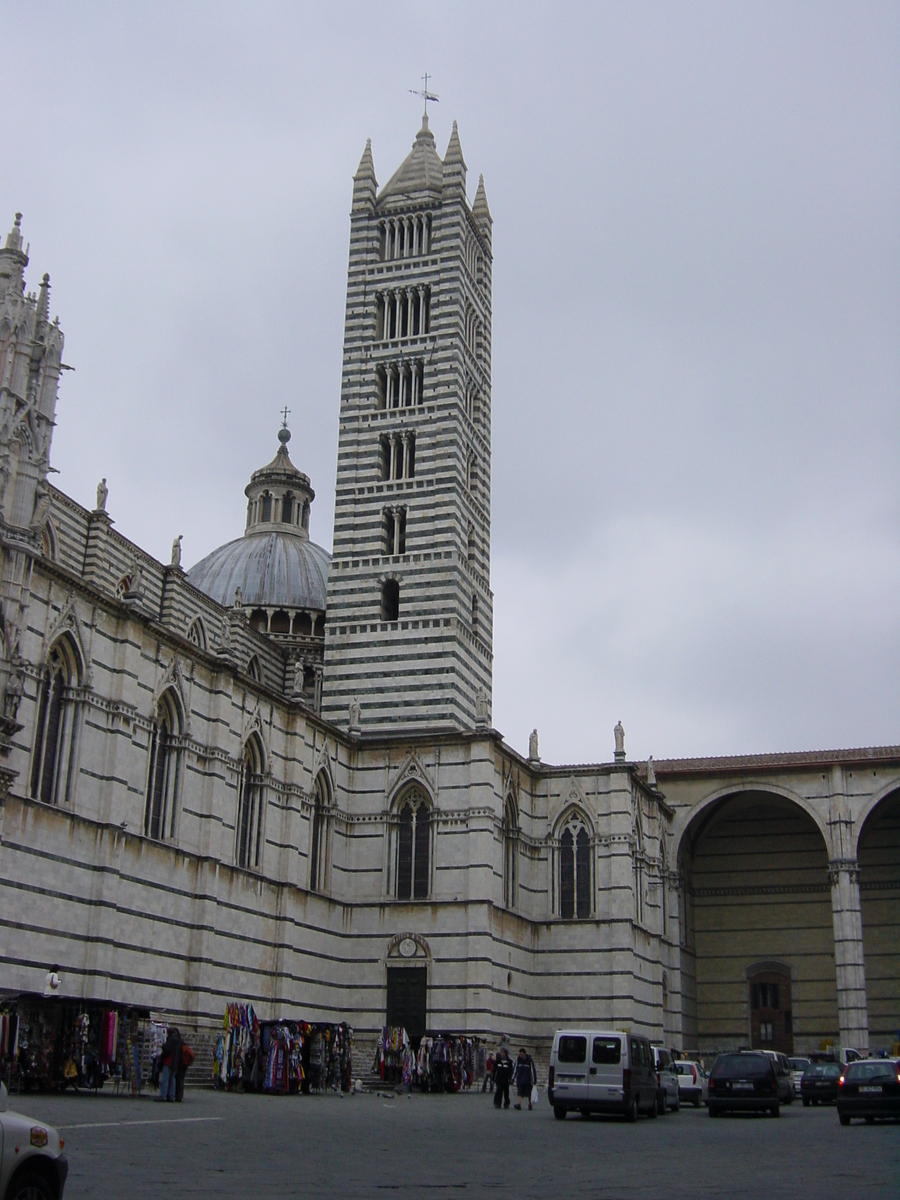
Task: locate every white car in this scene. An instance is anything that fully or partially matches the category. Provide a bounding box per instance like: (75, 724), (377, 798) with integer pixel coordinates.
(673, 1061), (708, 1107)
(0, 1083), (68, 1200)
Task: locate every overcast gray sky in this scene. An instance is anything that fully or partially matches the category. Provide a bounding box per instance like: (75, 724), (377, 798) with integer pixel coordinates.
(2, 1), (897, 763)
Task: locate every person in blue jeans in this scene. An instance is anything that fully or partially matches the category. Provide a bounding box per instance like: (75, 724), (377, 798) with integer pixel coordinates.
(157, 1027), (183, 1102)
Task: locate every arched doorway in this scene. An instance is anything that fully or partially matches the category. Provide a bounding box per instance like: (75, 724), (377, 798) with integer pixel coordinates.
(678, 790), (837, 1054)
(858, 789), (900, 1050)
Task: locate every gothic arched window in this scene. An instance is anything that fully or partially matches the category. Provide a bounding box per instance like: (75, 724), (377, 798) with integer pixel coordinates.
(559, 817), (591, 919)
(30, 637), (81, 806)
(186, 618), (207, 650)
(396, 789), (430, 900)
(144, 690), (182, 841)
(503, 796), (518, 909)
(236, 734), (265, 870)
(634, 818), (645, 926)
(309, 770), (331, 892)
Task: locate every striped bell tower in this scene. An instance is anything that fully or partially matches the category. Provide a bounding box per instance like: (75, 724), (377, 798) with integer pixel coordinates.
(322, 116), (493, 734)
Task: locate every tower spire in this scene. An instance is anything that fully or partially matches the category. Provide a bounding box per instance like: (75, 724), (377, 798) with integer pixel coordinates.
(352, 138), (377, 211)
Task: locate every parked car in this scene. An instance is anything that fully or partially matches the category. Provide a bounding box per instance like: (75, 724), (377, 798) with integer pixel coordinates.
(673, 1060), (707, 1107)
(759, 1050), (794, 1104)
(651, 1046), (680, 1114)
(801, 1062), (842, 1105)
(707, 1052), (780, 1117)
(789, 1056), (811, 1097)
(548, 1029), (659, 1121)
(837, 1058), (900, 1126)
(0, 1082), (69, 1200)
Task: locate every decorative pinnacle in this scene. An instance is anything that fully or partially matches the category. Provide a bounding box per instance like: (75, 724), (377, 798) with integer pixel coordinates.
(444, 120), (466, 168)
(278, 406), (291, 446)
(5, 213), (24, 252)
(354, 138), (376, 184)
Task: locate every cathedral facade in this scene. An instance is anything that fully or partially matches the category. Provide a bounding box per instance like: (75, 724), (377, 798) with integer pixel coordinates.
(0, 119), (896, 1062)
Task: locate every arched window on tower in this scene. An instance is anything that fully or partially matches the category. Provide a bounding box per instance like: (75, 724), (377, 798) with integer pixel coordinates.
(235, 734), (265, 870)
(396, 788), (430, 900)
(144, 689), (183, 841)
(559, 816), (591, 919)
(30, 637), (81, 807)
(261, 492), (272, 522)
(309, 770), (331, 892)
(381, 579), (400, 622)
(503, 796), (518, 909)
(281, 492), (293, 524)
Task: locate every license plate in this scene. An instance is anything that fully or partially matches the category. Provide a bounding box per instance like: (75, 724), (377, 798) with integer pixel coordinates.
(816, 1082), (830, 1087)
(859, 1085), (882, 1094)
(556, 1074), (583, 1083)
(732, 1083), (754, 1091)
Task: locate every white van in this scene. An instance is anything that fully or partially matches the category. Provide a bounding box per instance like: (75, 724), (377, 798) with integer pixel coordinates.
(548, 1029), (659, 1121)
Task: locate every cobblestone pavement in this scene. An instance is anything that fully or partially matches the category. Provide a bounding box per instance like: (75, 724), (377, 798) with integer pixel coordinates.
(11, 1087), (900, 1199)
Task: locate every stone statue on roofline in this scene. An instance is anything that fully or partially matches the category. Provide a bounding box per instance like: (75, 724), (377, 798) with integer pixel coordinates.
(614, 719), (625, 760)
(96, 477), (108, 512)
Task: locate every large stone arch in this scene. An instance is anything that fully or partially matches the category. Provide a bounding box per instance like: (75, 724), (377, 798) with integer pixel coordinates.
(676, 786), (837, 1056)
(671, 779), (830, 864)
(857, 786), (900, 1048)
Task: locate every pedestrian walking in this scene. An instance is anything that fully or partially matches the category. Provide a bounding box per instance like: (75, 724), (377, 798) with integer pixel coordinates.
(493, 1048), (512, 1109)
(482, 1052), (496, 1093)
(513, 1047), (537, 1110)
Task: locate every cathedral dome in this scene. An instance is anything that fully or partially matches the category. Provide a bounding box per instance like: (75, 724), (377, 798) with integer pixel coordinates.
(188, 424), (331, 615)
(188, 528), (330, 611)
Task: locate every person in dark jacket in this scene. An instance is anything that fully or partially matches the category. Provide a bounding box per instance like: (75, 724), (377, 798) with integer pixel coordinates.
(513, 1047), (537, 1110)
(493, 1048), (512, 1109)
(157, 1027), (182, 1102)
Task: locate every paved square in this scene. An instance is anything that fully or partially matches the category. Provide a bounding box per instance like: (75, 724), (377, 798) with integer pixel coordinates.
(10, 1087), (900, 1199)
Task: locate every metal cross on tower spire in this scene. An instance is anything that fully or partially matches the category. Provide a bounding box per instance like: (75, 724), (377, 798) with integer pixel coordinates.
(409, 73), (439, 117)
(280, 405), (291, 429)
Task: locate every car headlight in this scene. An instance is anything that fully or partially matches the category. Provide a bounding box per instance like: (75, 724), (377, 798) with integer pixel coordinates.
(30, 1127), (48, 1148)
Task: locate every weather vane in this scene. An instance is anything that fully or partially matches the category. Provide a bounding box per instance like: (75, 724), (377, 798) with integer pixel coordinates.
(280, 405), (291, 429)
(409, 73), (439, 117)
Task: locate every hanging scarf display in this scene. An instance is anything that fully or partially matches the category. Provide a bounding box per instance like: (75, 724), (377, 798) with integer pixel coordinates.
(217, 1003), (351, 1095)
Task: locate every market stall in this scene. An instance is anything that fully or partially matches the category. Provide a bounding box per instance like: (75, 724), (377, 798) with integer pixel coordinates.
(213, 1002), (352, 1094)
(0, 993), (151, 1093)
(373, 1026), (484, 1092)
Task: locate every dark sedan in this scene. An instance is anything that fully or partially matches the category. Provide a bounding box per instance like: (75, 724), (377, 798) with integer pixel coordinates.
(837, 1058), (900, 1125)
(708, 1052), (780, 1117)
(801, 1062), (842, 1105)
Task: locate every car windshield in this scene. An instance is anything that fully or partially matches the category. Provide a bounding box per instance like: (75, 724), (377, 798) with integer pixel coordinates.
(712, 1055), (771, 1079)
(845, 1061), (897, 1082)
(558, 1035), (587, 1064)
(675, 1063), (694, 1075)
(790, 1058), (810, 1071)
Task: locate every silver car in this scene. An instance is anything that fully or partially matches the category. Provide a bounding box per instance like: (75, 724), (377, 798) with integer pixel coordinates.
(0, 1083), (68, 1200)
